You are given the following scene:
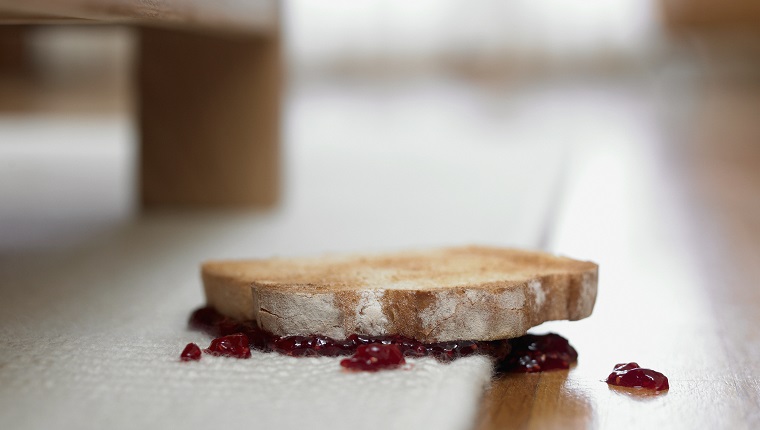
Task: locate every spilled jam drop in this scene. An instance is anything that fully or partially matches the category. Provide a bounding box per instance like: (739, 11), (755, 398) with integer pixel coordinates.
(180, 343), (201, 361)
(340, 344), (406, 372)
(606, 362), (669, 391)
(204, 333), (252, 359)
(496, 333), (578, 373)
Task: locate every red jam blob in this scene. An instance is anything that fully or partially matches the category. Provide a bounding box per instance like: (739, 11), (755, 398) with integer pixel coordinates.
(180, 343), (202, 361)
(606, 362), (669, 391)
(340, 344), (405, 372)
(497, 333), (578, 373)
(188, 307), (220, 332)
(204, 334), (252, 359)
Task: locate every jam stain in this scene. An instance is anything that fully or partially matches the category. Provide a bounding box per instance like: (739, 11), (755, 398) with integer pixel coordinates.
(189, 306), (512, 362)
(180, 343), (202, 361)
(204, 334), (252, 359)
(188, 307), (220, 333)
(606, 362), (669, 391)
(340, 344), (405, 372)
(497, 333), (578, 373)
(187, 307), (579, 372)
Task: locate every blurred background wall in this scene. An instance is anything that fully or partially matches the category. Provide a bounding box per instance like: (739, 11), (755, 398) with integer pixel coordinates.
(287, 0), (659, 80)
(4, 0), (758, 113)
(1, 0), (759, 251)
(4, 0), (760, 115)
(2, 0), (664, 89)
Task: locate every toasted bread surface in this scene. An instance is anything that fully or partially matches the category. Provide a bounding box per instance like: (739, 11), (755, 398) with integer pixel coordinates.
(202, 246), (598, 342)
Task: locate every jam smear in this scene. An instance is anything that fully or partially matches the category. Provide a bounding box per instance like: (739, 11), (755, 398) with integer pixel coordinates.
(204, 333), (252, 359)
(188, 306), (511, 362)
(340, 344), (406, 372)
(180, 343), (202, 361)
(606, 362), (669, 391)
(187, 307), (578, 372)
(497, 333), (578, 373)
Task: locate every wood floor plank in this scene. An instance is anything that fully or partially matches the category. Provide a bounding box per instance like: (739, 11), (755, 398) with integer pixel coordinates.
(477, 78), (760, 429)
(476, 374), (541, 430)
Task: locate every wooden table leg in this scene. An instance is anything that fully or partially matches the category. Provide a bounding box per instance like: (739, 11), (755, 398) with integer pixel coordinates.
(0, 26), (29, 76)
(138, 26), (281, 208)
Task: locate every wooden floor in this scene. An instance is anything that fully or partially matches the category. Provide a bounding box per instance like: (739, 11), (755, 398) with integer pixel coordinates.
(477, 76), (760, 429)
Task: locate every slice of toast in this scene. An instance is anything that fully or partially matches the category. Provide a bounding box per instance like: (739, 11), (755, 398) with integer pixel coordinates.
(201, 246), (598, 343)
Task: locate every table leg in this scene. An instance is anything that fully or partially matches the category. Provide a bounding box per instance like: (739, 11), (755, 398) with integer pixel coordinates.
(0, 26), (29, 76)
(138, 26), (281, 208)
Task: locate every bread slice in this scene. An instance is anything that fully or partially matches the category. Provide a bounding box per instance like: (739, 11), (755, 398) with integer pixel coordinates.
(201, 246), (598, 343)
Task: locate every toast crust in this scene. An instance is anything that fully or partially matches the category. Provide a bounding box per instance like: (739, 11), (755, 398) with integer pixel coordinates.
(201, 246), (598, 342)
